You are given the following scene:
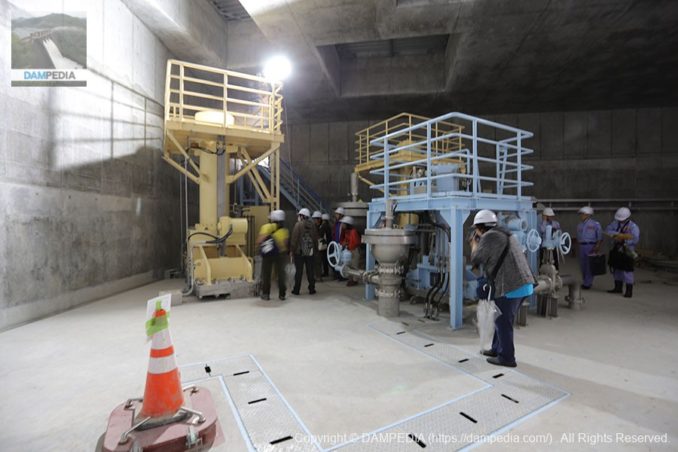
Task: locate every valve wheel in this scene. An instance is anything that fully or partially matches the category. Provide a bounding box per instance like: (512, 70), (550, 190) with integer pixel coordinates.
(559, 232), (572, 255)
(327, 241), (341, 268)
(526, 228), (542, 253)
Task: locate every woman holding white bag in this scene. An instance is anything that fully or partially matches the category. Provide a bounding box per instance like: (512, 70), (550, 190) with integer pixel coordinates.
(470, 210), (536, 368)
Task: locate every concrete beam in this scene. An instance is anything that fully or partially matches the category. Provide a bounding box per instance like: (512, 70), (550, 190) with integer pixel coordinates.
(121, 0), (228, 67)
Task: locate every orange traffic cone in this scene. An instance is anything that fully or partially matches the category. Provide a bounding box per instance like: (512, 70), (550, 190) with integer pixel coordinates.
(140, 301), (184, 418)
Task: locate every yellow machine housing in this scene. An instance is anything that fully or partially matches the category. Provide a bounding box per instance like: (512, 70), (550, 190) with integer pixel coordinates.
(162, 59), (284, 298)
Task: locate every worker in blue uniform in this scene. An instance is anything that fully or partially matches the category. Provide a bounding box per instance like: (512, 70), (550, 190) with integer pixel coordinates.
(576, 206), (603, 289)
(539, 207), (561, 269)
(605, 207), (640, 298)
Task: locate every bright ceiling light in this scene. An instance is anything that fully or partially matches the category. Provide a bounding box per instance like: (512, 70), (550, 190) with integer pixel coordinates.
(262, 55), (292, 82)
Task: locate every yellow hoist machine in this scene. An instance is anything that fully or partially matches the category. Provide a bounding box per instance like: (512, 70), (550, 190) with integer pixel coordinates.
(162, 59), (284, 299)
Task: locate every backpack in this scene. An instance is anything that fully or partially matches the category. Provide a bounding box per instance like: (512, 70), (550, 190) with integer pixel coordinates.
(300, 226), (314, 257)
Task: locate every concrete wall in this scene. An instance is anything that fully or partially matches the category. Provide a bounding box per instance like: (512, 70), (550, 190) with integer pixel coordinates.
(284, 107), (678, 256)
(0, 0), (181, 330)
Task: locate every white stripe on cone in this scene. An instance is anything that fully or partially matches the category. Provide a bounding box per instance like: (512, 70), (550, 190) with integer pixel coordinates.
(148, 355), (179, 374)
(147, 326), (177, 375)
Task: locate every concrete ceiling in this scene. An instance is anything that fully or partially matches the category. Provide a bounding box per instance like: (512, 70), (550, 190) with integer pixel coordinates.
(222, 0), (678, 123)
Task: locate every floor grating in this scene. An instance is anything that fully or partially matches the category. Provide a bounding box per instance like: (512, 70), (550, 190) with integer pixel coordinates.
(179, 319), (568, 451)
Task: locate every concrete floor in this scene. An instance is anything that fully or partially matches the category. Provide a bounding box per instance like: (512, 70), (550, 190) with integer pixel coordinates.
(0, 263), (677, 451)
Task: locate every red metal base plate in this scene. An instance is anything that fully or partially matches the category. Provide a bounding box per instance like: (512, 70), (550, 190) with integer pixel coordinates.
(102, 387), (221, 452)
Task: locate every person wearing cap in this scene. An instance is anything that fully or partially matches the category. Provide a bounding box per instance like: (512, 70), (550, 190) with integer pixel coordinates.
(605, 207), (640, 298)
(257, 210), (289, 301)
(576, 206), (603, 289)
(318, 213), (333, 278)
(340, 216), (361, 287)
(470, 209), (536, 368)
(333, 207), (346, 280)
(539, 207), (561, 269)
(290, 208), (319, 295)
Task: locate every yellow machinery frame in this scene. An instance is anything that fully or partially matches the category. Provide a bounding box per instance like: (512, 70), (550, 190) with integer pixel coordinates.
(354, 113), (466, 191)
(162, 59), (284, 295)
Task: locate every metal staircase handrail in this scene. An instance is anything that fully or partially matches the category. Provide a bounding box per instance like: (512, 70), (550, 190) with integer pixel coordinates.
(277, 157), (326, 207)
(257, 163), (326, 212)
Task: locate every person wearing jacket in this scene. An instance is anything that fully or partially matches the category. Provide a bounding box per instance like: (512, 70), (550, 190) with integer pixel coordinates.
(256, 209), (289, 301)
(340, 216), (361, 287)
(290, 208), (319, 295)
(470, 210), (536, 368)
(576, 206), (603, 289)
(605, 207), (640, 298)
(318, 213), (332, 277)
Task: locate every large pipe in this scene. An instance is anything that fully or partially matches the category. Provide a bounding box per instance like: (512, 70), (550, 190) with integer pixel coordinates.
(350, 172), (359, 202)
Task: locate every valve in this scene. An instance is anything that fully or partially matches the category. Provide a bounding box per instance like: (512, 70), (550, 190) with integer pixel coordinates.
(327, 241), (341, 269)
(526, 228), (542, 253)
(559, 231), (572, 255)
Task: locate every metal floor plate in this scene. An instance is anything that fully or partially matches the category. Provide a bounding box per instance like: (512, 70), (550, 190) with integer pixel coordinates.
(181, 355), (320, 452)
(329, 320), (568, 451)
(180, 319), (567, 452)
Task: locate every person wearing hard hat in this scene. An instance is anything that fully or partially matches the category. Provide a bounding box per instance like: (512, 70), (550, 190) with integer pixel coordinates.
(605, 207), (640, 298)
(470, 210), (536, 368)
(539, 208), (561, 234)
(257, 210), (289, 301)
(333, 207), (346, 280)
(539, 207), (561, 269)
(290, 208), (319, 295)
(318, 213), (333, 278)
(576, 206), (603, 290)
(340, 216), (361, 287)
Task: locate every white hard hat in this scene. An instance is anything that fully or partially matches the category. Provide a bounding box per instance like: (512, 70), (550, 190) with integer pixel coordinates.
(341, 216), (354, 225)
(578, 206), (594, 215)
(615, 207), (631, 221)
(298, 208), (311, 218)
(473, 210), (497, 226)
(543, 208), (555, 217)
(335, 207), (345, 215)
(312, 210), (322, 219)
(321, 213), (330, 220)
(269, 209), (285, 222)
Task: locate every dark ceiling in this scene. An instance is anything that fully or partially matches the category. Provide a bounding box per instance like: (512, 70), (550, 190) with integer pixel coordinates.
(226, 0), (678, 122)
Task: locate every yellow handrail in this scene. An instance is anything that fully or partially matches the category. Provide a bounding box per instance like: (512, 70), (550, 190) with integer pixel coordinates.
(164, 59), (284, 135)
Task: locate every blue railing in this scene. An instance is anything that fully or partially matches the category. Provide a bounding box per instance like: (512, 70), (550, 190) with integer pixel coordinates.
(368, 112), (534, 202)
(258, 158), (327, 212)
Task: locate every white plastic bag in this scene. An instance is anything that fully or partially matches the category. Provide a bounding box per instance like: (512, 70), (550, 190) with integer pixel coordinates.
(285, 262), (295, 288)
(477, 297), (501, 352)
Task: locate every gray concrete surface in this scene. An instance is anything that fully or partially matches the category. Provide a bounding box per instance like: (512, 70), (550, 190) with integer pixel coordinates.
(230, 0), (678, 122)
(0, 0), (180, 329)
(0, 263), (676, 451)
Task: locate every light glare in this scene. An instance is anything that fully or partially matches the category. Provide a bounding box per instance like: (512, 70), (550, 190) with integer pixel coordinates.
(263, 55), (292, 81)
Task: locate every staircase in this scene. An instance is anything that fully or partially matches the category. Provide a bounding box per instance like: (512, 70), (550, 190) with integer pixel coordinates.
(258, 158), (327, 213)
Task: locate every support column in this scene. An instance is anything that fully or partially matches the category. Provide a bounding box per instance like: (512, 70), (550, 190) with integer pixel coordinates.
(199, 143), (218, 233)
(440, 208), (469, 330)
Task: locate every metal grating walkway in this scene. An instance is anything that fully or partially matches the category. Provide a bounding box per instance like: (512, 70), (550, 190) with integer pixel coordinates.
(331, 320), (568, 450)
(179, 320), (567, 451)
(181, 355), (321, 452)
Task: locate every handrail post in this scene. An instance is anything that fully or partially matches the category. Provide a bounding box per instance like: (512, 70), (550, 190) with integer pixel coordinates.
(426, 122), (432, 200)
(517, 132), (523, 199)
(472, 119), (478, 195)
(179, 63), (184, 121)
(384, 138), (390, 202)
